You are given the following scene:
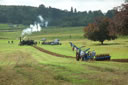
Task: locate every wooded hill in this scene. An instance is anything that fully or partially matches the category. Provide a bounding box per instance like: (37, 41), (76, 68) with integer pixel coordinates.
(0, 4), (115, 27)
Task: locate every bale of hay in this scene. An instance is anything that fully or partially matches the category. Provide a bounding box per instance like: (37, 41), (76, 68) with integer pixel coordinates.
(96, 54), (110, 57)
(95, 54), (111, 61)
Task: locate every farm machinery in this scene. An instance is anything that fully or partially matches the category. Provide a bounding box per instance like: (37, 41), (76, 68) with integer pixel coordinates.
(19, 37), (37, 46)
(69, 42), (111, 61)
(19, 40), (37, 45)
(41, 38), (62, 45)
(19, 37), (62, 46)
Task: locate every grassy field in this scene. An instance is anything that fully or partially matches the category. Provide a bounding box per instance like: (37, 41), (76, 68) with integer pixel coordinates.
(0, 24), (128, 85)
(37, 38), (128, 59)
(27, 26), (84, 40)
(0, 24), (27, 40)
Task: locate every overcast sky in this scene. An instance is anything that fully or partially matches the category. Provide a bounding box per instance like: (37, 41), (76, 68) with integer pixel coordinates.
(0, 0), (124, 12)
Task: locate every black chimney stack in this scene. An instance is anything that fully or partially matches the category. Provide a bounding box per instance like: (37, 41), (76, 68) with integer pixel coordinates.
(20, 37), (22, 43)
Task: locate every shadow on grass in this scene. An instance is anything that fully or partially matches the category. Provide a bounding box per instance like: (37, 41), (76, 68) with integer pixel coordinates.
(125, 41), (128, 42)
(54, 74), (70, 82)
(0, 37), (8, 40)
(92, 43), (121, 46)
(125, 46), (128, 48)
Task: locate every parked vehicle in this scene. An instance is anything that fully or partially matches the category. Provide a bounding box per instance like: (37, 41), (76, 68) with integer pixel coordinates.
(42, 38), (61, 45)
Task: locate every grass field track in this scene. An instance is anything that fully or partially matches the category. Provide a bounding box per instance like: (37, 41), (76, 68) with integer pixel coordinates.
(112, 59), (128, 63)
(33, 46), (74, 58)
(33, 45), (128, 63)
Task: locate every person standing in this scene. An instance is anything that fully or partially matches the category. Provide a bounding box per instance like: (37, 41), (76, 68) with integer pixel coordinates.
(91, 50), (96, 59)
(11, 40), (13, 44)
(80, 51), (85, 61)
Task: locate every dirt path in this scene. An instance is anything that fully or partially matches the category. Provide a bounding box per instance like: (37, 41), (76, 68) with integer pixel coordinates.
(112, 59), (128, 63)
(33, 46), (74, 58)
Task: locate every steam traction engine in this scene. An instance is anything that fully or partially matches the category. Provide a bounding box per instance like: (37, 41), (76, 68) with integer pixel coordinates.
(19, 37), (37, 46)
(69, 42), (111, 61)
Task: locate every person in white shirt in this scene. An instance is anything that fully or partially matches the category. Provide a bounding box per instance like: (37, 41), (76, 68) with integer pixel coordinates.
(91, 50), (96, 59)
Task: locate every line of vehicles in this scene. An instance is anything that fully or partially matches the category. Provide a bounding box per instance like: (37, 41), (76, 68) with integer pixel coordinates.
(19, 37), (111, 61)
(19, 37), (61, 45)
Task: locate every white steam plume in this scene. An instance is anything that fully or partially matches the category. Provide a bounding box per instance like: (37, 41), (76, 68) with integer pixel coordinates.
(21, 15), (48, 36)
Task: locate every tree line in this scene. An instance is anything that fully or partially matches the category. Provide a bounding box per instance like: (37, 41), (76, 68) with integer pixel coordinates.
(0, 4), (115, 26)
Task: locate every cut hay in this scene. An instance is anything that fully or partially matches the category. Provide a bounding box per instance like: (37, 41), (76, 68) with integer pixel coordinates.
(95, 54), (111, 61)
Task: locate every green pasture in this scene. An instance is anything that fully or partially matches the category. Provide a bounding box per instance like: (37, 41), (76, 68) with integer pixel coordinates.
(0, 24), (11, 30)
(0, 39), (128, 85)
(0, 24), (26, 39)
(27, 26), (84, 40)
(38, 38), (128, 59)
(0, 24), (128, 85)
(0, 24), (26, 30)
(0, 24), (128, 59)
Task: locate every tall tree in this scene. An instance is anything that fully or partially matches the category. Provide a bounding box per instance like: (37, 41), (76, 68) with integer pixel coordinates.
(71, 7), (73, 13)
(84, 17), (117, 45)
(106, 10), (116, 18)
(125, 0), (128, 2)
(112, 4), (128, 35)
(74, 8), (77, 13)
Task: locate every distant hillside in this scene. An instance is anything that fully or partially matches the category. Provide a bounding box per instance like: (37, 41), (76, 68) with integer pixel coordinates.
(0, 4), (115, 27)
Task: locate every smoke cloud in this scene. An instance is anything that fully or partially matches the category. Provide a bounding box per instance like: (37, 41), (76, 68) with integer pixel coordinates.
(21, 15), (48, 36)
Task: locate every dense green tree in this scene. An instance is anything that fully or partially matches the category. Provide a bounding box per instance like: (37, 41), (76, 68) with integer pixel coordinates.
(125, 0), (128, 2)
(106, 10), (116, 18)
(0, 5), (37, 25)
(74, 8), (77, 13)
(0, 4), (112, 27)
(70, 7), (73, 13)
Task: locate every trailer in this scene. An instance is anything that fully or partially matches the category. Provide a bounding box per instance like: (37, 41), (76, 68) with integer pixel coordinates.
(95, 54), (111, 61)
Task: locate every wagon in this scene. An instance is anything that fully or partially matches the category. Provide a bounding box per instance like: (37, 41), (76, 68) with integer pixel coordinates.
(42, 39), (62, 45)
(95, 54), (111, 61)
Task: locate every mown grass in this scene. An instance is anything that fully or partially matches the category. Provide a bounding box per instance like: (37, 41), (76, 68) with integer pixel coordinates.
(0, 24), (128, 85)
(0, 24), (11, 30)
(28, 26), (84, 40)
(0, 24), (27, 30)
(37, 38), (128, 59)
(0, 24), (26, 39)
(0, 39), (128, 85)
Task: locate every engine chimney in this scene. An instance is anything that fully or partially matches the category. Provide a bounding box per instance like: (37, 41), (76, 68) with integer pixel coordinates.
(20, 37), (22, 43)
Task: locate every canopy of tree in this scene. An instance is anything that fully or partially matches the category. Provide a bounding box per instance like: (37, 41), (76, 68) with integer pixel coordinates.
(125, 0), (128, 2)
(112, 4), (128, 35)
(0, 4), (115, 26)
(84, 17), (117, 45)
